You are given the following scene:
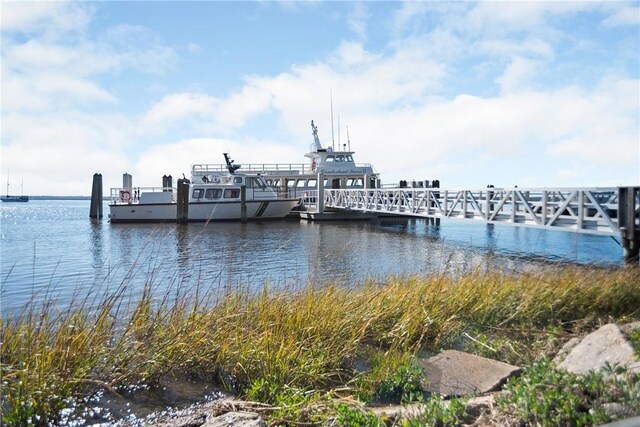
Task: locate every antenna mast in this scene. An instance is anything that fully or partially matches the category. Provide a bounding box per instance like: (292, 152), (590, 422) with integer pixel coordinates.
(347, 125), (351, 152)
(330, 90), (335, 150)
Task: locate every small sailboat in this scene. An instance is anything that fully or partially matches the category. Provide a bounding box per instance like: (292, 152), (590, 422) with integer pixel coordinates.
(1, 173), (29, 203)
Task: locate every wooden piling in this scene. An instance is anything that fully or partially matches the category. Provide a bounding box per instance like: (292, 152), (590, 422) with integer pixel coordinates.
(176, 178), (190, 224)
(89, 173), (103, 219)
(619, 186), (639, 265)
(240, 185), (247, 223)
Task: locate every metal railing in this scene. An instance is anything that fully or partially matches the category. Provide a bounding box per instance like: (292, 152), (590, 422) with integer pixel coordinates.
(320, 187), (639, 237)
(110, 187), (175, 204)
(191, 163), (376, 177)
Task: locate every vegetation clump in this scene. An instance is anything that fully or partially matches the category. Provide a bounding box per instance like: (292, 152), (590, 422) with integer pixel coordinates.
(1, 266), (639, 425)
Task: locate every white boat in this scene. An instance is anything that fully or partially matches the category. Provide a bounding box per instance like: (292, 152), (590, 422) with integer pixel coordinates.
(109, 154), (300, 223)
(190, 121), (380, 198)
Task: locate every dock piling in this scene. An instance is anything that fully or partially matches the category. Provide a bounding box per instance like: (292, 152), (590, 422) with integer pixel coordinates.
(89, 173), (103, 219)
(619, 186), (640, 265)
(317, 172), (325, 214)
(240, 185), (247, 223)
(176, 178), (190, 224)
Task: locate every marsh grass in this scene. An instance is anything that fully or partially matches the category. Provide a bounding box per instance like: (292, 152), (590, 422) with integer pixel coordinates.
(1, 266), (639, 425)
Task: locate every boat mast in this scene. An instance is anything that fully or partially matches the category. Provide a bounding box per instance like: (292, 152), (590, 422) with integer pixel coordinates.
(330, 90), (335, 151)
(5, 170), (9, 196)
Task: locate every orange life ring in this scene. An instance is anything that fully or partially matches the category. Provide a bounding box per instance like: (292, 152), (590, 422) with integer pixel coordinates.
(120, 190), (131, 202)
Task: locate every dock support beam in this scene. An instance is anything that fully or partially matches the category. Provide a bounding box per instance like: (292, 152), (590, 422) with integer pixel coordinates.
(619, 186), (639, 265)
(240, 185), (247, 223)
(317, 172), (324, 214)
(176, 178), (190, 225)
(89, 173), (103, 219)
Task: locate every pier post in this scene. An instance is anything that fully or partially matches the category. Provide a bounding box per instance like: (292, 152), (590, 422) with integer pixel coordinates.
(317, 172), (325, 214)
(618, 186), (639, 265)
(176, 178), (190, 224)
(89, 173), (103, 219)
(240, 185), (247, 223)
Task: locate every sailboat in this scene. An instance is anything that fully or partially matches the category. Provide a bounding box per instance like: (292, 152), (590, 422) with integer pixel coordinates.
(1, 173), (29, 202)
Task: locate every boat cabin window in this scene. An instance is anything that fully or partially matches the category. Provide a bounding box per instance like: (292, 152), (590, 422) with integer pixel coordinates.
(205, 188), (222, 199)
(347, 178), (363, 187)
(287, 180), (295, 188)
(307, 179), (317, 187)
(224, 189), (240, 199)
(233, 177), (243, 184)
(246, 177), (266, 189)
(335, 155), (345, 162)
(346, 155), (353, 162)
(326, 155), (335, 162)
(296, 179), (307, 188)
(192, 188), (204, 199)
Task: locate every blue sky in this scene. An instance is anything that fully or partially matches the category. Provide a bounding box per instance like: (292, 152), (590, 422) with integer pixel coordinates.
(2, 1), (639, 195)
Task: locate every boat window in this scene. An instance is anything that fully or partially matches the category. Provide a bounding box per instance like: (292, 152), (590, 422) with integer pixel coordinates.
(326, 155), (335, 162)
(246, 177), (267, 189)
(346, 155), (353, 162)
(347, 178), (363, 187)
(233, 177), (243, 184)
(296, 180), (307, 188)
(336, 155), (345, 162)
(307, 179), (317, 187)
(205, 188), (222, 199)
(287, 180), (295, 187)
(224, 189), (240, 198)
(256, 177), (268, 188)
(192, 189), (204, 199)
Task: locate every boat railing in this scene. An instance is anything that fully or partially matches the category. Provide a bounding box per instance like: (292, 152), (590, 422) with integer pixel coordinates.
(192, 163), (308, 175)
(110, 187), (176, 204)
(192, 162), (377, 176)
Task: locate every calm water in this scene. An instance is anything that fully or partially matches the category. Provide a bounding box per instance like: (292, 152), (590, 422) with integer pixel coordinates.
(0, 200), (622, 314)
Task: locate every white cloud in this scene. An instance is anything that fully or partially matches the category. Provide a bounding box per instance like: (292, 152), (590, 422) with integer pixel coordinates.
(495, 57), (544, 93)
(347, 2), (368, 40)
(1, 1), (91, 35)
(602, 6), (640, 27)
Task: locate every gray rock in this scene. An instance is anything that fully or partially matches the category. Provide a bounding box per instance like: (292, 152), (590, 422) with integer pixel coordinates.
(552, 337), (582, 365)
(416, 350), (521, 396)
(618, 321), (640, 335)
(202, 411), (266, 427)
(464, 394), (496, 421)
(557, 324), (640, 375)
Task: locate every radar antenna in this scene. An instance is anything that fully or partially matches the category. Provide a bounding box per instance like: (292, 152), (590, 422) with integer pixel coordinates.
(311, 120), (323, 151)
(223, 153), (241, 174)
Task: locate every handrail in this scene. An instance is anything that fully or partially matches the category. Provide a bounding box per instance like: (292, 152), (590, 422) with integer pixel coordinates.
(320, 187), (634, 237)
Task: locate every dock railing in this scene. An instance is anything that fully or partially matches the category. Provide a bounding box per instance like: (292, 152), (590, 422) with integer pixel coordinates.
(315, 186), (640, 262)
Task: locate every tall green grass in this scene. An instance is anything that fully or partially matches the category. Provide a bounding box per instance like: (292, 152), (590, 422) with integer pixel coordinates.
(1, 267), (639, 425)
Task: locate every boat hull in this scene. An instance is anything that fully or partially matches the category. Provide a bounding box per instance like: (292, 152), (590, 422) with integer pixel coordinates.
(109, 199), (299, 223)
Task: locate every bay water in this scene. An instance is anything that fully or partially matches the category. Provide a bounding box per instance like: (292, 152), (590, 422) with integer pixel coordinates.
(1, 199), (622, 314)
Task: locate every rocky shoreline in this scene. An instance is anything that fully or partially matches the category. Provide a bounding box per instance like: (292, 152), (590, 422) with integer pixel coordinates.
(112, 322), (640, 427)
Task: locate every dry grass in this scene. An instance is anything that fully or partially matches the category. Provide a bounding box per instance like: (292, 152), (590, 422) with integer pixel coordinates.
(1, 266), (639, 425)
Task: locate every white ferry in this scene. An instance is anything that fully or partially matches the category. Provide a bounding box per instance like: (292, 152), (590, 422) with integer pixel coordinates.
(190, 121), (380, 199)
(109, 154), (300, 223)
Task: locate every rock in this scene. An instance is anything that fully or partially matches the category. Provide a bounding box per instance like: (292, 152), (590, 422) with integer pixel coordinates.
(552, 337), (582, 365)
(557, 324), (640, 375)
(416, 350), (521, 396)
(202, 411), (266, 427)
(618, 321), (640, 335)
(463, 394), (496, 422)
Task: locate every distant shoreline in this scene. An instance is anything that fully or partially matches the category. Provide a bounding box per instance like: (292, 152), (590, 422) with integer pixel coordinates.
(25, 196), (93, 200)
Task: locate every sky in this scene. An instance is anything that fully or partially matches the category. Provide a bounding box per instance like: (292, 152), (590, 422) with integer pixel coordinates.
(1, 1), (639, 196)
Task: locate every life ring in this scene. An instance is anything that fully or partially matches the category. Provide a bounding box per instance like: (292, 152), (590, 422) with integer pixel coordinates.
(211, 175), (221, 183)
(120, 190), (131, 202)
